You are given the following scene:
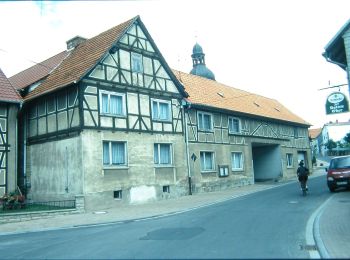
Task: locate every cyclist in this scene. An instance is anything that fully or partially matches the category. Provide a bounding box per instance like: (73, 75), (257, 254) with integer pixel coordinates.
(297, 160), (309, 196)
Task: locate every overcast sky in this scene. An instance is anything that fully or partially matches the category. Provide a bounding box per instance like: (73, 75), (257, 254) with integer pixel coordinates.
(1, 0), (350, 128)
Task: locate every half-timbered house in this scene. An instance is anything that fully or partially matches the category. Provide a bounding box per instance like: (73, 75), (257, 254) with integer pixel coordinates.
(9, 16), (311, 210)
(0, 68), (22, 196)
(11, 16), (188, 210)
(172, 43), (311, 193)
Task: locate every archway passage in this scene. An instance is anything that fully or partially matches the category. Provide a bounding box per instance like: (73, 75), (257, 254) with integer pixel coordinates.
(252, 143), (282, 182)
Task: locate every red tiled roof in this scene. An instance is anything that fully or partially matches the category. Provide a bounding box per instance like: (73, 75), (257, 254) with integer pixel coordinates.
(23, 16), (137, 101)
(0, 68), (21, 103)
(9, 51), (69, 90)
(174, 70), (310, 126)
(309, 128), (322, 139)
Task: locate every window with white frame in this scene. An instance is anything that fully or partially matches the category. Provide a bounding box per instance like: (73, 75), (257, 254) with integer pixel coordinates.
(200, 151), (215, 171)
(228, 117), (241, 134)
(131, 52), (143, 73)
(231, 152), (244, 171)
(154, 143), (172, 165)
(286, 153), (293, 168)
(198, 112), (213, 131)
(152, 99), (171, 121)
(100, 91), (125, 116)
(103, 141), (127, 166)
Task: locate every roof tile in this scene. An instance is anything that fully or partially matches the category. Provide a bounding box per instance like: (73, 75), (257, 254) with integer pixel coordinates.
(174, 70), (310, 126)
(0, 68), (22, 103)
(9, 51), (69, 90)
(24, 16), (137, 100)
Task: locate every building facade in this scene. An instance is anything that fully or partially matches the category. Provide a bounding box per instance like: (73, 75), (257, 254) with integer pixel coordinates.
(8, 16), (311, 210)
(0, 69), (22, 196)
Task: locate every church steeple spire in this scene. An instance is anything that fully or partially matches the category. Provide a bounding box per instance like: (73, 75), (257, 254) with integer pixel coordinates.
(190, 43), (215, 80)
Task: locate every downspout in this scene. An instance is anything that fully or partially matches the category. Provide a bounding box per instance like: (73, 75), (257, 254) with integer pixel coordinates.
(182, 99), (192, 195)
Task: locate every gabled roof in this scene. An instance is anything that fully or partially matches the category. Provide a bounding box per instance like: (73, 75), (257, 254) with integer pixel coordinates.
(22, 16), (138, 101)
(0, 68), (21, 103)
(9, 51), (69, 90)
(174, 70), (310, 126)
(309, 128), (322, 139)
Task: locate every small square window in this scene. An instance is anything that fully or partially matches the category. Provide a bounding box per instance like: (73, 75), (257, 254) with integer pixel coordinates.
(114, 190), (122, 199)
(163, 185), (170, 193)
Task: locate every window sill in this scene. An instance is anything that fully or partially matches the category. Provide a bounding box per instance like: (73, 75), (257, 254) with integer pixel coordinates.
(103, 166), (129, 170)
(228, 132), (243, 136)
(201, 170), (216, 174)
(154, 165), (174, 168)
(100, 114), (126, 118)
(153, 119), (172, 123)
(198, 129), (214, 133)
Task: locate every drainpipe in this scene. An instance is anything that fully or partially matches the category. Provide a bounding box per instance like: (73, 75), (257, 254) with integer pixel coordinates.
(182, 100), (192, 195)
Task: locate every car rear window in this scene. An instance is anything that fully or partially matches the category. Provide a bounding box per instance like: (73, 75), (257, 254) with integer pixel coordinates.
(330, 157), (350, 169)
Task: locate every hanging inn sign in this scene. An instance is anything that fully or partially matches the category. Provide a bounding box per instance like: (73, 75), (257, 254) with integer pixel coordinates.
(325, 92), (349, 115)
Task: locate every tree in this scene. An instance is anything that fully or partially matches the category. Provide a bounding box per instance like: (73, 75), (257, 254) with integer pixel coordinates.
(325, 139), (337, 151)
(343, 132), (350, 144)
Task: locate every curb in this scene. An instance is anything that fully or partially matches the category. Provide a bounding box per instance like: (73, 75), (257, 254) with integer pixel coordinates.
(306, 194), (333, 259)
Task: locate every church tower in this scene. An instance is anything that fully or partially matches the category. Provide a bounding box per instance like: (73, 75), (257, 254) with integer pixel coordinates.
(190, 43), (215, 80)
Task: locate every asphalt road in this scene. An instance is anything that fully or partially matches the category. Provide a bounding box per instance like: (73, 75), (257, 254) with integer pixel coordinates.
(0, 176), (331, 259)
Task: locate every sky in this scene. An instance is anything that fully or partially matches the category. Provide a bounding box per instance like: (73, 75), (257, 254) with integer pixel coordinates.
(0, 0), (350, 129)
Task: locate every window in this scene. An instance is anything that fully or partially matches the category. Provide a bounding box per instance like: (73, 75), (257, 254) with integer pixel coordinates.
(198, 112), (213, 131)
(103, 141), (127, 166)
(154, 143), (172, 165)
(38, 101), (46, 116)
(47, 97), (56, 114)
(100, 91), (125, 116)
(200, 151), (215, 171)
(28, 106), (37, 119)
(68, 88), (78, 107)
(152, 99), (171, 121)
(114, 190), (122, 199)
(229, 117), (241, 134)
(231, 152), (244, 171)
(286, 153), (293, 168)
(57, 92), (67, 111)
(131, 52), (143, 73)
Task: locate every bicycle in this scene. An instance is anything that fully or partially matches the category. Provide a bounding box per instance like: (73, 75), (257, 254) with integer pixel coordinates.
(299, 178), (308, 196)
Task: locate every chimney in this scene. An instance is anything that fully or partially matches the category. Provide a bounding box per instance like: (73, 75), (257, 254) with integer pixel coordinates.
(66, 36), (87, 50)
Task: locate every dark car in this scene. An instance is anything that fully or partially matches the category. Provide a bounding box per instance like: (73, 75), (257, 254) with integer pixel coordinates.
(326, 155), (350, 192)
